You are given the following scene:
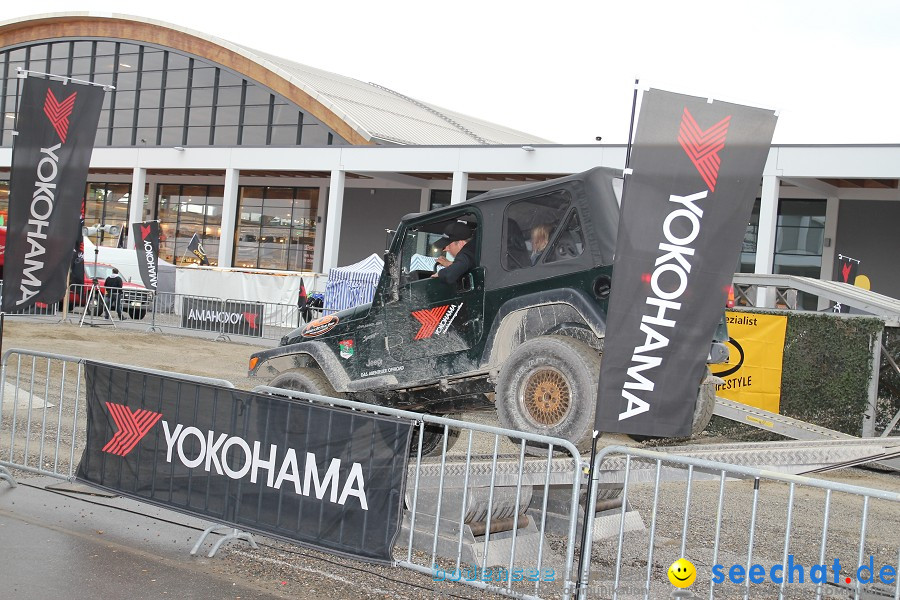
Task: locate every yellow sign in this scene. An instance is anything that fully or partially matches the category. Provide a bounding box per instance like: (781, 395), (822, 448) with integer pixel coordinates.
(711, 311), (787, 413)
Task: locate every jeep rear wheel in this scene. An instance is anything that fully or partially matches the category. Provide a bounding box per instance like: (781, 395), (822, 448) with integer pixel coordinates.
(496, 335), (600, 453)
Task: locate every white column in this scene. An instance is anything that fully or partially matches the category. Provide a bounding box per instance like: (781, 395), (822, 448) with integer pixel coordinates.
(419, 188), (431, 213)
(312, 183), (329, 273)
(217, 168), (240, 268)
(321, 169), (346, 274)
(818, 196), (840, 311)
(450, 171), (468, 205)
(754, 175), (779, 307)
(127, 167), (146, 249)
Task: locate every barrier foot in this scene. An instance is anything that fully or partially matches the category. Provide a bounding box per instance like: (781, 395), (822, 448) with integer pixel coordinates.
(190, 525), (257, 558)
(215, 334), (232, 342)
(0, 466), (17, 488)
(145, 326), (163, 333)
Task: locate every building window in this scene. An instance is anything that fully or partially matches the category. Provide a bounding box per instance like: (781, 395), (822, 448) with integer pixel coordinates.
(157, 184), (223, 265)
(739, 198), (826, 309)
(234, 186), (318, 271)
(85, 182), (131, 247)
(0, 40), (349, 148)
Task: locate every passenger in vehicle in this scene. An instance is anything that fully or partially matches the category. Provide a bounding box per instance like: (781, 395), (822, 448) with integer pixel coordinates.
(530, 224), (551, 265)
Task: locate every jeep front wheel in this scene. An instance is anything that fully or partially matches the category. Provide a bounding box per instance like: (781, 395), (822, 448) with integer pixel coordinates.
(495, 335), (600, 453)
(269, 368), (343, 398)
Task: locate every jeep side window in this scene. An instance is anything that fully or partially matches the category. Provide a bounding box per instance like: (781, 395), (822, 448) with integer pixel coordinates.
(399, 214), (477, 284)
(502, 191), (573, 270)
(544, 209), (585, 263)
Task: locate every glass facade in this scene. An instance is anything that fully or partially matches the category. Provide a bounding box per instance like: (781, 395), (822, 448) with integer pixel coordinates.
(0, 40), (349, 148)
(739, 198), (826, 309)
(234, 186), (318, 271)
(157, 184), (223, 266)
(85, 182), (133, 247)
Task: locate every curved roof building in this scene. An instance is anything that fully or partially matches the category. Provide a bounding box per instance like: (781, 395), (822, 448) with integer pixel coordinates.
(0, 12), (899, 312)
(0, 12), (552, 148)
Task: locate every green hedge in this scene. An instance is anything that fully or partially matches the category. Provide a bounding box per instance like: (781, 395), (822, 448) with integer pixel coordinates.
(709, 311), (884, 438)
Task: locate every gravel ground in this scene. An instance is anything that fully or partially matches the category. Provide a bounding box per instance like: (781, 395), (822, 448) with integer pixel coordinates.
(1, 318), (899, 600)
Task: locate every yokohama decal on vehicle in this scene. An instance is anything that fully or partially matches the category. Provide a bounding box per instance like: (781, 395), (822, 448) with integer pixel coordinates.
(595, 89), (777, 438)
(411, 303), (462, 340)
(1, 77), (105, 313)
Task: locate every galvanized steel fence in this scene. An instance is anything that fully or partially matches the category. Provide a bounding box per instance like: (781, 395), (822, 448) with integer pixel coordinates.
(3, 345), (900, 600)
(578, 445), (900, 600)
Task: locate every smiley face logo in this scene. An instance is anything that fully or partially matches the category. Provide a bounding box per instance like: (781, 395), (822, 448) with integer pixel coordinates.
(668, 558), (696, 588)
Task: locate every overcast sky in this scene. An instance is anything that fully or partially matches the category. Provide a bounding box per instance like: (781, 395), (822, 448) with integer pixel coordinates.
(4, 1), (898, 144)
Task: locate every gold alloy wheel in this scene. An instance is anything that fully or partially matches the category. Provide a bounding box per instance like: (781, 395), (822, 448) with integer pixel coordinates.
(520, 367), (571, 426)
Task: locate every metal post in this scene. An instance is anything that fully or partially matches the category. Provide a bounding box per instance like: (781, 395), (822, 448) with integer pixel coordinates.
(863, 329), (883, 437)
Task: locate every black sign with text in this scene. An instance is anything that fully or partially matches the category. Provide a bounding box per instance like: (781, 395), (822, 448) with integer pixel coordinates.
(180, 296), (265, 338)
(595, 89), (777, 437)
(76, 362), (412, 562)
(2, 77), (104, 313)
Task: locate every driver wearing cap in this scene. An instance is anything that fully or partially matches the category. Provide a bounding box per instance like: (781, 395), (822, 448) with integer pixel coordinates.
(432, 221), (476, 285)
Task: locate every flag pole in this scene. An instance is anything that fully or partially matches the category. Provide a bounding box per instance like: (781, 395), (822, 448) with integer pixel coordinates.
(576, 78), (642, 597)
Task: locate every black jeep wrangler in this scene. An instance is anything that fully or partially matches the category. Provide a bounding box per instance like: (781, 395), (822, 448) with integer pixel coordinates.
(249, 168), (726, 452)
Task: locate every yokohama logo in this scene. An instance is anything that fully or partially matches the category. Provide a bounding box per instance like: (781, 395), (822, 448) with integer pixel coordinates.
(43, 89), (77, 143)
(243, 312), (259, 330)
(677, 108), (731, 192)
(411, 303), (462, 340)
(141, 224), (152, 240)
(102, 402), (163, 456)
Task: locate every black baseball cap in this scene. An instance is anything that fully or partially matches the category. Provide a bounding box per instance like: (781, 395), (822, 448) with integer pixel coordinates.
(434, 221), (474, 250)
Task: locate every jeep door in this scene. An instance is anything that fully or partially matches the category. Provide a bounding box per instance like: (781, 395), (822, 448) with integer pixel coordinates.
(383, 213), (485, 367)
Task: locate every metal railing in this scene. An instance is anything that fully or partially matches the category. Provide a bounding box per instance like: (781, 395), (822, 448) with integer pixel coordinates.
(253, 384), (587, 600)
(0, 349), (235, 485)
(578, 445), (900, 600)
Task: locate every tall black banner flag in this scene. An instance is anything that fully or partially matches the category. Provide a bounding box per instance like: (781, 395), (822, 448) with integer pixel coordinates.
(187, 232), (210, 265)
(77, 362), (411, 562)
(131, 220), (160, 290)
(2, 77), (104, 313)
(595, 89), (777, 437)
(832, 254), (860, 313)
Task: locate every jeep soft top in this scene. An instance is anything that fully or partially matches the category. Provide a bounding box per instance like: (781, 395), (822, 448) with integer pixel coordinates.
(250, 167), (726, 451)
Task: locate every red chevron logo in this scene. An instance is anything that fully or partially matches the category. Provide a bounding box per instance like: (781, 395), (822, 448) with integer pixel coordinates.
(43, 89), (77, 143)
(102, 402), (163, 457)
(411, 305), (450, 340)
(141, 224), (152, 240)
(677, 108), (731, 192)
(243, 312), (259, 330)
(841, 262), (852, 283)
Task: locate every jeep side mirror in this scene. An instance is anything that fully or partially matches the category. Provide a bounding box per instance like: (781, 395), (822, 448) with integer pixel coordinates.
(383, 250), (400, 302)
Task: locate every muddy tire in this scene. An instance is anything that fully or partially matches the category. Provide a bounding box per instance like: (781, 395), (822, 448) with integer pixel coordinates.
(629, 367), (716, 442)
(692, 368), (716, 436)
(495, 335), (601, 454)
(410, 418), (461, 458)
(268, 368), (343, 398)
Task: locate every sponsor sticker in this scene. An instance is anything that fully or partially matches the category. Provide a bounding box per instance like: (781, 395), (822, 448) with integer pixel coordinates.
(339, 339), (354, 359)
(302, 314), (339, 338)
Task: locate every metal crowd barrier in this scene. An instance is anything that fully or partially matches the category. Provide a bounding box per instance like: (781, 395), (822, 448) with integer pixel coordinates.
(0, 349), (234, 486)
(578, 445), (900, 600)
(253, 384), (587, 600)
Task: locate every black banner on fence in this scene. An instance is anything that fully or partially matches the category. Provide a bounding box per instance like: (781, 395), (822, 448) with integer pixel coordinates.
(76, 361), (412, 563)
(132, 221), (160, 291)
(181, 296), (265, 337)
(595, 89), (777, 437)
(2, 77), (104, 313)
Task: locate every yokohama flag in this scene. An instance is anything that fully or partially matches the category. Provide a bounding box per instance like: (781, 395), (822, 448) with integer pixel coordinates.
(595, 89), (777, 437)
(132, 221), (160, 290)
(2, 77), (104, 313)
